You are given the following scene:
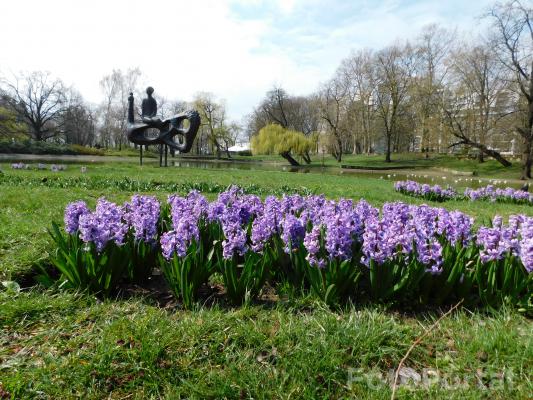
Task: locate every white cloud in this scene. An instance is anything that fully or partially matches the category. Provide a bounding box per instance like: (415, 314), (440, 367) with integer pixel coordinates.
(276, 0), (298, 15)
(0, 0), (494, 121)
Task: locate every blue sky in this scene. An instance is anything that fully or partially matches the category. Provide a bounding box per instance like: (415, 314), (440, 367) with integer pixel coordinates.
(0, 0), (495, 121)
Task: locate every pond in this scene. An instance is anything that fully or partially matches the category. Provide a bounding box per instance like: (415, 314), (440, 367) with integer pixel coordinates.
(166, 160), (523, 189)
(0, 153), (525, 189)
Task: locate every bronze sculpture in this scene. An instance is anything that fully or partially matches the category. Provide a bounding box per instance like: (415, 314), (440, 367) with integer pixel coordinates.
(141, 86), (162, 127)
(127, 87), (200, 165)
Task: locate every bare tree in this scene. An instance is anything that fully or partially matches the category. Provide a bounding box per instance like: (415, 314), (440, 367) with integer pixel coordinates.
(99, 71), (119, 148)
(1, 71), (66, 141)
(413, 24), (455, 155)
(98, 68), (142, 149)
(442, 41), (513, 166)
(63, 89), (96, 146)
(193, 92), (231, 158)
(258, 86), (290, 128)
(249, 86), (320, 139)
(487, 0), (533, 179)
(319, 77), (349, 162)
(338, 49), (377, 154)
(374, 43), (416, 162)
(285, 95), (321, 136)
(441, 92), (513, 166)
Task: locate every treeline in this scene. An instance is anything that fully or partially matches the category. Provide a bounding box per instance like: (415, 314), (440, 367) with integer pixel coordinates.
(0, 69), (239, 157)
(246, 1), (533, 179)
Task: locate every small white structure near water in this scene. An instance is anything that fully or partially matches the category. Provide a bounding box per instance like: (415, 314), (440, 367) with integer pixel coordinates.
(228, 142), (251, 153)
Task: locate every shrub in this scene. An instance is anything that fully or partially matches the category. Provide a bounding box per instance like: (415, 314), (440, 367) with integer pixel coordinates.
(0, 140), (104, 155)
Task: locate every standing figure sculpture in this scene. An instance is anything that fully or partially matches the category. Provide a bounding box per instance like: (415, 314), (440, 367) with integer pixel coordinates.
(127, 87), (200, 165)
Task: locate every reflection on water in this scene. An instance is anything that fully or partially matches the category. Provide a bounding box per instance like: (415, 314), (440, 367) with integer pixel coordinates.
(171, 160), (314, 174)
(169, 160), (523, 189)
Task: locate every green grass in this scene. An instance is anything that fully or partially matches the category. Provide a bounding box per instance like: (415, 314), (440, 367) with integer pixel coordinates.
(0, 161), (531, 399)
(1, 291), (531, 399)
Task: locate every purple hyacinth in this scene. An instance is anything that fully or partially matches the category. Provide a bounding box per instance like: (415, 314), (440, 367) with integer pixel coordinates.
(64, 201), (90, 234)
(417, 239), (443, 271)
(520, 238), (533, 273)
(217, 199), (249, 259)
(160, 231), (181, 260)
(304, 224), (325, 268)
(436, 209), (473, 246)
(219, 206), (248, 259)
(251, 214), (276, 252)
(168, 191), (208, 228)
(517, 217), (532, 273)
(160, 214), (200, 259)
(361, 202), (451, 269)
(321, 200), (363, 261)
(281, 194), (306, 215)
(475, 215), (530, 264)
(280, 214), (306, 253)
(160, 191), (207, 259)
(78, 198), (128, 252)
(123, 195), (160, 243)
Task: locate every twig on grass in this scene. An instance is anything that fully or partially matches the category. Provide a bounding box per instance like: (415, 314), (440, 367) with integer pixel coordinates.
(390, 299), (464, 400)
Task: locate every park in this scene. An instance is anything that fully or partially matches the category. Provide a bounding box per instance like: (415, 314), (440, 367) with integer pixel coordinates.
(0, 0), (532, 399)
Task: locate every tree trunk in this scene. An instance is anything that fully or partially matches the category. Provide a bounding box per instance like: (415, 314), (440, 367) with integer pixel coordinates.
(466, 140), (511, 167)
(519, 71), (533, 178)
(385, 134), (392, 162)
(521, 137), (532, 180)
(302, 151), (311, 164)
(280, 151), (300, 166)
(335, 137), (342, 162)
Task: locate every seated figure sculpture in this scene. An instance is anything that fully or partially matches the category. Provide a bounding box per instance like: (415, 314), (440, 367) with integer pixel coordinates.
(141, 86), (163, 128)
(127, 87), (200, 153)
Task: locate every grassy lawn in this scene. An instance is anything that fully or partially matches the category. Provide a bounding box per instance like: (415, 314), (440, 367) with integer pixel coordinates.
(0, 161), (531, 399)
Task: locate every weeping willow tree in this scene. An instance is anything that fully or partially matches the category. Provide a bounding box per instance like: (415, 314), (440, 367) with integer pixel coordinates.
(0, 106), (27, 139)
(251, 124), (314, 166)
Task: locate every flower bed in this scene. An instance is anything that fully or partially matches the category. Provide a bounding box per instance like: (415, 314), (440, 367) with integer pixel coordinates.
(464, 185), (533, 204)
(10, 162), (67, 171)
(50, 187), (533, 308)
(394, 180), (456, 202)
(395, 180), (533, 205)
(11, 162), (28, 170)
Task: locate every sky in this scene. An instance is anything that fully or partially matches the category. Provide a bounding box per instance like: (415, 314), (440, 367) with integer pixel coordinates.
(0, 0), (495, 122)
